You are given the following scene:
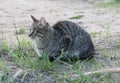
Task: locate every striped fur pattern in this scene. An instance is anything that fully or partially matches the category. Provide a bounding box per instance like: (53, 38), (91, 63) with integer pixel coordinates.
(29, 15), (95, 62)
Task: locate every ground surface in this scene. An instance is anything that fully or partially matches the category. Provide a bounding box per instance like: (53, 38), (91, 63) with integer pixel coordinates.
(0, 0), (120, 41)
(0, 0), (120, 83)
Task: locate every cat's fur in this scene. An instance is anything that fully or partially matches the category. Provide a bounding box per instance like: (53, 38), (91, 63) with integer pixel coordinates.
(29, 15), (95, 61)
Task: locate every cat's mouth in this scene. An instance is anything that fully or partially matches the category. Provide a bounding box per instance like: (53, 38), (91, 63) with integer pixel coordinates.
(29, 37), (34, 40)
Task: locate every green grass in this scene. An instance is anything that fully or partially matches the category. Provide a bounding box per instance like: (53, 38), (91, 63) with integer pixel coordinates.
(114, 0), (120, 2)
(98, 1), (120, 8)
(1, 29), (120, 82)
(15, 28), (26, 35)
(90, 31), (102, 38)
(69, 15), (84, 19)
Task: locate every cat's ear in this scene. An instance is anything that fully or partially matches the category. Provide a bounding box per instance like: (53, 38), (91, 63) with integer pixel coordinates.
(31, 15), (38, 22)
(40, 17), (47, 26)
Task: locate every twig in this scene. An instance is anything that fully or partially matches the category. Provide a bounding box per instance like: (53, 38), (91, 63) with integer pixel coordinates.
(84, 67), (120, 75)
(57, 67), (120, 81)
(11, 69), (23, 80)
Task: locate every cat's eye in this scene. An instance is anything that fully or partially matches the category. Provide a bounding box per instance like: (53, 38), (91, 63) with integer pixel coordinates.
(29, 27), (34, 33)
(36, 31), (44, 37)
(33, 30), (38, 35)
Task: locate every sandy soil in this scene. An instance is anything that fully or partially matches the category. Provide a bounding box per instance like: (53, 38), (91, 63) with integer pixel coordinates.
(0, 0), (120, 43)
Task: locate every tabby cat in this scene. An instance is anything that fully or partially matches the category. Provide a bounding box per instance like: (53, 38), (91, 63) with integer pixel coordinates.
(29, 15), (95, 62)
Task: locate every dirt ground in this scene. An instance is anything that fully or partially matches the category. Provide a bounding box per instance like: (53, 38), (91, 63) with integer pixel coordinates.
(0, 0), (120, 43)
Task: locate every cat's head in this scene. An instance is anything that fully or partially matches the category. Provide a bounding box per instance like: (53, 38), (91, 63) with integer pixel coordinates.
(29, 15), (51, 42)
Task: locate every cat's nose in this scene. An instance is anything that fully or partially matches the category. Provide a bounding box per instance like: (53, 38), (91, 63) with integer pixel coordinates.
(28, 31), (34, 37)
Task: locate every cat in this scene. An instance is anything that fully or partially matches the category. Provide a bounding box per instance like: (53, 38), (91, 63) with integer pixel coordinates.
(29, 15), (95, 62)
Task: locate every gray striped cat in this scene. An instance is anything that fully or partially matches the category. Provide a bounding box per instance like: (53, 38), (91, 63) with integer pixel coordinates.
(29, 15), (95, 62)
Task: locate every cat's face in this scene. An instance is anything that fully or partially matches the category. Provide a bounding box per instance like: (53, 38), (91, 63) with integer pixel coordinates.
(29, 15), (50, 42)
